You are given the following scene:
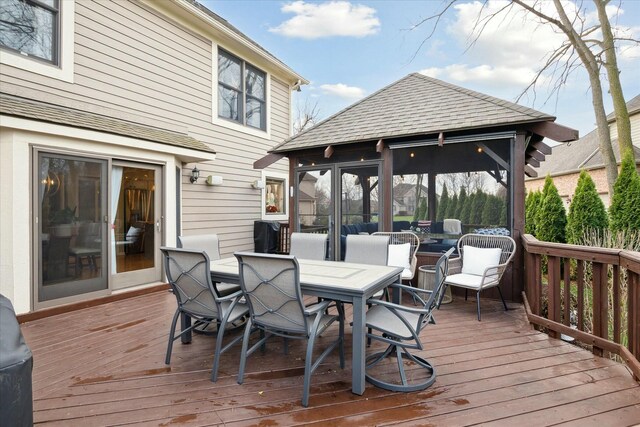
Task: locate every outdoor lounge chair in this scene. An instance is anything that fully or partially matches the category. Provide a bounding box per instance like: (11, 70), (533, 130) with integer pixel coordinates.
(178, 234), (240, 296)
(365, 248), (453, 392)
(444, 234), (516, 321)
(289, 232), (327, 260)
(234, 252), (345, 407)
(372, 231), (420, 286)
(160, 247), (249, 382)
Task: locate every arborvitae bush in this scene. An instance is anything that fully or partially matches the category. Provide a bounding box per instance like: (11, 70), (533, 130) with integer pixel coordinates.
(609, 152), (639, 232)
(481, 194), (503, 225)
(624, 172), (640, 231)
(537, 176), (567, 243)
(436, 185), (449, 222)
(456, 187), (467, 219)
(525, 190), (542, 235)
(498, 197), (507, 225)
(460, 192), (474, 224)
(470, 191), (486, 225)
(566, 170), (608, 244)
(446, 194), (458, 219)
(416, 197), (427, 221)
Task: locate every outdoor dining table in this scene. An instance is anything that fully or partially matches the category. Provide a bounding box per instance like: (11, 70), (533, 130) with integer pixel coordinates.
(209, 257), (403, 395)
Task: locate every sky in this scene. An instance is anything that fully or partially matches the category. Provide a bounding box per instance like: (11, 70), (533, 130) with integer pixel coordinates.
(205, 0), (640, 140)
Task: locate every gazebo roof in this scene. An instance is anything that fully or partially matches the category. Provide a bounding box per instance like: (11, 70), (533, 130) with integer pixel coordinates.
(273, 73), (559, 153)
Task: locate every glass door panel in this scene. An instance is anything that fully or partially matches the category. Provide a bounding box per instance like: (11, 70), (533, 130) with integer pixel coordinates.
(36, 152), (108, 303)
(296, 168), (333, 259)
(111, 163), (162, 289)
(338, 164), (381, 259)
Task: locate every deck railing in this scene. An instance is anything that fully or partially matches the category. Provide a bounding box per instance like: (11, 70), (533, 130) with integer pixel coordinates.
(522, 234), (640, 380)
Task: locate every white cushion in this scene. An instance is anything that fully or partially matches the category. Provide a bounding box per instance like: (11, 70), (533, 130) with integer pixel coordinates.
(388, 243), (411, 270)
(461, 246), (502, 276)
(445, 273), (485, 290)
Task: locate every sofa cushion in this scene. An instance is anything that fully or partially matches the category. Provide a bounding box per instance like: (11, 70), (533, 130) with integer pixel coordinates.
(366, 222), (379, 234)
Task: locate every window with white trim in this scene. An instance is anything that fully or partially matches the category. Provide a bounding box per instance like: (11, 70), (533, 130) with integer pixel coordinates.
(0, 0), (60, 64)
(218, 49), (266, 131)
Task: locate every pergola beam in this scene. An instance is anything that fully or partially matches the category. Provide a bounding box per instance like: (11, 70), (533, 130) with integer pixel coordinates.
(524, 165), (538, 177)
(324, 145), (334, 158)
(477, 143), (509, 170)
(532, 140), (552, 155)
(253, 153), (284, 169)
(527, 121), (579, 143)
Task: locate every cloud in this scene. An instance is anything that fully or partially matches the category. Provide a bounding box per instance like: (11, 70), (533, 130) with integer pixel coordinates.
(269, 1), (380, 39)
(420, 64), (536, 87)
(319, 83), (365, 99)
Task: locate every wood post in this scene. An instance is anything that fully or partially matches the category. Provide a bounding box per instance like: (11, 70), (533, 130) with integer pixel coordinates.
(547, 256), (561, 339)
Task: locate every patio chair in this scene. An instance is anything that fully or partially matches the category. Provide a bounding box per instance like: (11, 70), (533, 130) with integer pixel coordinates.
(178, 234), (240, 296)
(345, 234), (390, 298)
(372, 231), (420, 286)
(160, 247), (249, 382)
(289, 232), (327, 260)
(365, 248), (454, 392)
(234, 252), (345, 407)
(444, 234), (516, 321)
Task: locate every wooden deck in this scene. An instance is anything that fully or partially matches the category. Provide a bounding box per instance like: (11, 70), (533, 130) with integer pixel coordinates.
(21, 290), (640, 426)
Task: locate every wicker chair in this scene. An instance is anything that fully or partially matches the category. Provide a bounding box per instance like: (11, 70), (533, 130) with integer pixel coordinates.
(235, 252), (345, 407)
(365, 248), (454, 392)
(160, 247), (249, 382)
(372, 231), (420, 286)
(444, 234), (516, 320)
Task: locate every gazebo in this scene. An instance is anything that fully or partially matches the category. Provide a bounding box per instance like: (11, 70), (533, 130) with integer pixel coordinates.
(256, 73), (578, 301)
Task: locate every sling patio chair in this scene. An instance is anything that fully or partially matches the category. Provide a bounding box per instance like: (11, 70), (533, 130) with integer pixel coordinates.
(443, 233), (516, 321)
(160, 247), (249, 382)
(234, 252), (345, 407)
(365, 248), (454, 392)
(289, 232), (327, 260)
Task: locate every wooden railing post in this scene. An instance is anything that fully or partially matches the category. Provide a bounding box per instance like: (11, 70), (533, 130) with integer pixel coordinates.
(592, 262), (608, 356)
(547, 256), (561, 339)
(629, 268), (639, 362)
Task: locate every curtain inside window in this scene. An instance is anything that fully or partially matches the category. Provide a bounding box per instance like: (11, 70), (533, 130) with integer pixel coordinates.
(110, 166), (123, 275)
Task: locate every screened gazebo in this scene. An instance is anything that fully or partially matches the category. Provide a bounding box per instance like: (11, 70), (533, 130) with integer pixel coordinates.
(256, 73), (578, 301)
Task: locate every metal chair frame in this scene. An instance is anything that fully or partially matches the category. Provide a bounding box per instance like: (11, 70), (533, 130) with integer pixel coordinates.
(161, 247), (248, 382)
(235, 252), (345, 407)
(445, 233), (516, 321)
(365, 248), (454, 392)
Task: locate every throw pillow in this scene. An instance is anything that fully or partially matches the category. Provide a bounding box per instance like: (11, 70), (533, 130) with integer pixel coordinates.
(387, 243), (411, 270)
(461, 245), (502, 276)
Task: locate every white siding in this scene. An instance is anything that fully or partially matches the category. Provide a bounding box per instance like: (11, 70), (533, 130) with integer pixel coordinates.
(0, 0), (293, 257)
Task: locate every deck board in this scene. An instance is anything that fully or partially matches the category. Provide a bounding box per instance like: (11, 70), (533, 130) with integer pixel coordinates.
(21, 290), (640, 426)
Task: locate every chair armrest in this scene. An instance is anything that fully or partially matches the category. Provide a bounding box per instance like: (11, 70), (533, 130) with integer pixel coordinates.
(479, 264), (507, 289)
(366, 297), (429, 315)
(217, 290), (244, 302)
(304, 299), (332, 315)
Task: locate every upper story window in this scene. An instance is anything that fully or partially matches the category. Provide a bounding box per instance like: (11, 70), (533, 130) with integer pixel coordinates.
(0, 0), (59, 64)
(218, 49), (266, 131)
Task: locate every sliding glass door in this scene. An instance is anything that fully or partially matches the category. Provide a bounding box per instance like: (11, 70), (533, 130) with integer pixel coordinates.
(35, 152), (108, 303)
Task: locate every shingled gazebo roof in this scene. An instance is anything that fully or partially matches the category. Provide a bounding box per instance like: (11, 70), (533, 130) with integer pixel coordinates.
(273, 73), (559, 153)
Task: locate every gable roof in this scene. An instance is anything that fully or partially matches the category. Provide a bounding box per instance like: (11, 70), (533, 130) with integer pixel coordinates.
(393, 182), (428, 198)
(272, 73), (555, 153)
(0, 93), (215, 155)
(533, 94), (640, 177)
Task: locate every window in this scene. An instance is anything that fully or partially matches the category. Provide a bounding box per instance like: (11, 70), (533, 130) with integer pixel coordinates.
(218, 49), (266, 130)
(0, 0), (59, 64)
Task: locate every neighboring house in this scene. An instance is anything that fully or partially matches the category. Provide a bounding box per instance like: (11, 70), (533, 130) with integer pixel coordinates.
(393, 182), (428, 215)
(525, 95), (640, 207)
(0, 0), (306, 314)
(297, 172), (318, 226)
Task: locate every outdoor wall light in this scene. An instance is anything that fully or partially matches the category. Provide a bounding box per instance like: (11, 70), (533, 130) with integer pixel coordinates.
(189, 166), (200, 183)
(206, 175), (223, 186)
(252, 179), (265, 189)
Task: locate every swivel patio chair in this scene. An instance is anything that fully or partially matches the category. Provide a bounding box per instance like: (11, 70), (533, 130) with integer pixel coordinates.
(234, 252), (345, 407)
(372, 231), (420, 286)
(365, 248), (454, 392)
(178, 234), (240, 296)
(161, 247), (249, 382)
(289, 232), (327, 260)
(444, 234), (516, 321)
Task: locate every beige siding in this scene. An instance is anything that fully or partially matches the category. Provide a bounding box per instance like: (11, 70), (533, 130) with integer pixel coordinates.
(0, 0), (292, 256)
(610, 111), (640, 147)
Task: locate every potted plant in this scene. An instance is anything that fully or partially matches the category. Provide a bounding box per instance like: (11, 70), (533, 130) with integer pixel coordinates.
(49, 206), (78, 237)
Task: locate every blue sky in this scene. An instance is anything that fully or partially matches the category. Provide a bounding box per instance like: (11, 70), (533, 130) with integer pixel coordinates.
(205, 0), (640, 139)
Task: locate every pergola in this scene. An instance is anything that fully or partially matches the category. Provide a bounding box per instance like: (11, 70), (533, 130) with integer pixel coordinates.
(256, 73), (578, 301)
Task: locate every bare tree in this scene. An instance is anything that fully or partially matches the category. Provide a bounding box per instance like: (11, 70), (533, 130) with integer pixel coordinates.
(293, 97), (320, 135)
(413, 0), (638, 197)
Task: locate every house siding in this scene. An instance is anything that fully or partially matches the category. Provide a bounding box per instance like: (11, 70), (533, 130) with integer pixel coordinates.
(0, 0), (292, 258)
